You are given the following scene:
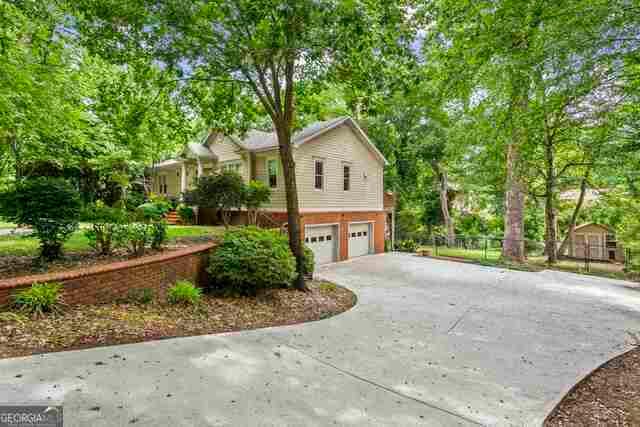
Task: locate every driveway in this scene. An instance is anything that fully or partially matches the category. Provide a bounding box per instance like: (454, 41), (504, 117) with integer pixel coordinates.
(1, 253), (639, 426)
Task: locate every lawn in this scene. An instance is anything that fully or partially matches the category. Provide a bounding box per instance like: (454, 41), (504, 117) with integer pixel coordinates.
(0, 221), (16, 230)
(417, 244), (637, 281)
(0, 225), (223, 257)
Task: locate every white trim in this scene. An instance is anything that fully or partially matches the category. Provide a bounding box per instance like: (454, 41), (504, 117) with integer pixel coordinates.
(304, 223), (340, 264)
(296, 117), (388, 166)
(313, 157), (326, 191)
(348, 220), (374, 257)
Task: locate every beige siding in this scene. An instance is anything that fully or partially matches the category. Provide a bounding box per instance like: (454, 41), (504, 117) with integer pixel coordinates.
(254, 151), (287, 210)
(294, 125), (384, 211)
(208, 137), (250, 181)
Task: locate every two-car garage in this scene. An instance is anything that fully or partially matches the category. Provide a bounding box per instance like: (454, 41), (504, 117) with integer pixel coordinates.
(304, 222), (374, 266)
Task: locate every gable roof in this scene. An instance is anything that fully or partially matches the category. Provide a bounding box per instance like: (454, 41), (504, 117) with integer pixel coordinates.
(574, 223), (614, 233)
(227, 117), (388, 165)
(180, 117), (388, 166)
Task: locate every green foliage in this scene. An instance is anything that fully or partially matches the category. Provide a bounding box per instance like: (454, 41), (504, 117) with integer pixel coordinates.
(83, 201), (129, 255)
(396, 208), (421, 241)
(137, 194), (171, 222)
(302, 246), (315, 277)
(126, 288), (155, 304)
(396, 240), (418, 253)
(150, 221), (168, 250)
(0, 178), (81, 260)
(208, 227), (296, 295)
(244, 180), (272, 225)
(167, 281), (202, 305)
(177, 205), (195, 224)
(184, 171), (245, 227)
(11, 283), (63, 316)
(117, 223), (153, 256)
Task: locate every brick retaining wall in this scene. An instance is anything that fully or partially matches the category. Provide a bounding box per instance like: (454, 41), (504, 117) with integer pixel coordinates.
(0, 243), (216, 306)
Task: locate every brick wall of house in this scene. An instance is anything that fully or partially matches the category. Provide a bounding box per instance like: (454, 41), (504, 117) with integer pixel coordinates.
(0, 243), (216, 306)
(300, 211), (386, 261)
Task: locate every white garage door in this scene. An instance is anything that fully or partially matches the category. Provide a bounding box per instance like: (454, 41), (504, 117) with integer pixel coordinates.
(349, 223), (372, 258)
(304, 225), (338, 265)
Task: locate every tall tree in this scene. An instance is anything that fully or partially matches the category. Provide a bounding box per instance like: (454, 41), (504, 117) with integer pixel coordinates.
(75, 0), (411, 289)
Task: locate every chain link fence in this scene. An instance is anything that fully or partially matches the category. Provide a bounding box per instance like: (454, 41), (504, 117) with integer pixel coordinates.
(396, 235), (639, 278)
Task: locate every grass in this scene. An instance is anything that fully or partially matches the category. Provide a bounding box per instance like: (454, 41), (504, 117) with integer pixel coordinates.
(417, 244), (637, 281)
(0, 225), (223, 257)
(0, 221), (16, 230)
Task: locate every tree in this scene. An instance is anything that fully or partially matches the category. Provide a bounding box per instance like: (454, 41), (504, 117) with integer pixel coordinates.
(423, 0), (630, 261)
(75, 0), (411, 290)
(244, 181), (272, 226)
(183, 171), (245, 228)
(0, 178), (81, 260)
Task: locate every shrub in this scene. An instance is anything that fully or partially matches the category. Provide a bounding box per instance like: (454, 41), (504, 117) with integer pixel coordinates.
(83, 201), (129, 255)
(396, 239), (418, 253)
(126, 288), (155, 304)
(12, 282), (63, 316)
(150, 221), (168, 250)
(167, 280), (202, 305)
(177, 205), (195, 224)
(302, 246), (315, 277)
(208, 227), (296, 295)
(0, 178), (81, 260)
(244, 180), (271, 225)
(117, 222), (153, 256)
(184, 171), (245, 227)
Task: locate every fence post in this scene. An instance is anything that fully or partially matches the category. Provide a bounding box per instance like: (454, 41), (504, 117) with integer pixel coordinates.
(484, 238), (488, 260)
(434, 236), (439, 256)
(585, 244), (590, 272)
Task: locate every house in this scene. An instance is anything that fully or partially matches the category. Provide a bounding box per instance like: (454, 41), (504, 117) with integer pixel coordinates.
(564, 223), (625, 262)
(150, 117), (391, 265)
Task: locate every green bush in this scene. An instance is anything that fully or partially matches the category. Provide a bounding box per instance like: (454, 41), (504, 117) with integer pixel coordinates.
(208, 227), (296, 295)
(0, 178), (81, 260)
(167, 280), (202, 305)
(150, 221), (168, 250)
(12, 282), (63, 316)
(83, 201), (129, 255)
(116, 222), (153, 256)
(126, 288), (155, 304)
(302, 246), (315, 277)
(396, 239), (418, 253)
(177, 205), (195, 224)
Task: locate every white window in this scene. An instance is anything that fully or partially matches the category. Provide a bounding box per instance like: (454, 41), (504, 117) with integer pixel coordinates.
(267, 159), (278, 188)
(158, 175), (168, 194)
(314, 159), (324, 190)
(222, 161), (241, 174)
(343, 164), (351, 191)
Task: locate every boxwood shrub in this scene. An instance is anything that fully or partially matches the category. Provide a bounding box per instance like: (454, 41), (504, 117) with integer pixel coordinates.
(208, 227), (296, 295)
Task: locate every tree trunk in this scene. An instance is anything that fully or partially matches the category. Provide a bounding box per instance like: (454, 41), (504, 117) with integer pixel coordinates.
(503, 71), (529, 262)
(544, 137), (557, 264)
(432, 162), (455, 246)
(275, 125), (307, 291)
(558, 173), (589, 257)
(503, 142), (526, 261)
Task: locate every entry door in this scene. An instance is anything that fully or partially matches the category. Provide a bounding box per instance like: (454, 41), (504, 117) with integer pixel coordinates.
(349, 223), (372, 258)
(588, 234), (602, 260)
(304, 225), (338, 265)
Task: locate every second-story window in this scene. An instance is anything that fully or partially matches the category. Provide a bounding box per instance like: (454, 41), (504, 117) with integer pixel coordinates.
(343, 164), (350, 191)
(267, 159), (278, 188)
(314, 159), (324, 190)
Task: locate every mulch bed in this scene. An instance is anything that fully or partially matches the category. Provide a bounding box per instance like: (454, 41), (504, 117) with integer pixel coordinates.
(545, 346), (640, 426)
(0, 281), (356, 359)
(0, 236), (215, 280)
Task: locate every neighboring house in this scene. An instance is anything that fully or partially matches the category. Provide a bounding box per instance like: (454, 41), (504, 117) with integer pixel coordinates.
(150, 117), (390, 265)
(564, 223), (625, 262)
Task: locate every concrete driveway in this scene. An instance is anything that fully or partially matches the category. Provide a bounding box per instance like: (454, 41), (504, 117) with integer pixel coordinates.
(1, 253), (639, 426)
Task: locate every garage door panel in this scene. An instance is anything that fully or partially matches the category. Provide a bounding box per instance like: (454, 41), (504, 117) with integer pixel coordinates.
(349, 223), (371, 258)
(305, 225), (338, 265)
